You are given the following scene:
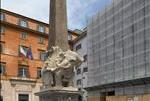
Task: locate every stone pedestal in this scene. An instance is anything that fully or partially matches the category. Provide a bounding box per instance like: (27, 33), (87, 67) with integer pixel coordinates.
(35, 87), (82, 101)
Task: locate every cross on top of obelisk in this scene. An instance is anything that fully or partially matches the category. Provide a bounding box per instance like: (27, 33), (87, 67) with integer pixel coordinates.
(48, 0), (69, 51)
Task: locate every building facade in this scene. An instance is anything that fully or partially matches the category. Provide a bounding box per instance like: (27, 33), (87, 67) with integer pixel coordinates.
(68, 29), (80, 50)
(73, 30), (88, 101)
(87, 0), (150, 101)
(0, 9), (78, 101)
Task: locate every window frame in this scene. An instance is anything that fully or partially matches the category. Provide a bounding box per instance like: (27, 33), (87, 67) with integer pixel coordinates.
(68, 33), (72, 41)
(76, 44), (82, 51)
(0, 42), (5, 54)
(0, 13), (5, 21)
(0, 27), (5, 35)
(18, 94), (29, 101)
(0, 95), (3, 101)
(83, 67), (88, 73)
(38, 50), (46, 61)
(20, 32), (28, 40)
(76, 68), (81, 75)
(38, 36), (45, 44)
(76, 79), (81, 85)
(83, 55), (87, 62)
(37, 67), (42, 79)
(0, 62), (6, 75)
(38, 25), (45, 33)
(19, 19), (28, 28)
(18, 65), (29, 78)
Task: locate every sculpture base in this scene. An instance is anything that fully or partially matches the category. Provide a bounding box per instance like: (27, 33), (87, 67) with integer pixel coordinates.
(35, 87), (82, 101)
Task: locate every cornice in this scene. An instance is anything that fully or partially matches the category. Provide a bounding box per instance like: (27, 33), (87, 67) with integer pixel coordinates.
(1, 20), (49, 37)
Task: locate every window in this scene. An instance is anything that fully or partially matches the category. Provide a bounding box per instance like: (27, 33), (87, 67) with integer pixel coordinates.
(18, 66), (29, 78)
(83, 67), (88, 73)
(76, 79), (81, 85)
(68, 33), (72, 41)
(76, 68), (81, 75)
(19, 19), (28, 28)
(20, 32), (27, 39)
(83, 55), (87, 62)
(0, 63), (6, 75)
(0, 95), (3, 101)
(0, 83), (2, 90)
(76, 44), (81, 51)
(0, 27), (5, 35)
(0, 13), (5, 21)
(37, 68), (42, 78)
(18, 94), (29, 101)
(131, 24), (134, 33)
(0, 42), (4, 53)
(38, 25), (45, 33)
(39, 50), (46, 61)
(39, 37), (45, 44)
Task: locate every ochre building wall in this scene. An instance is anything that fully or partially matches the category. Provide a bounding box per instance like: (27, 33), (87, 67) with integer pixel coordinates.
(1, 25), (48, 79)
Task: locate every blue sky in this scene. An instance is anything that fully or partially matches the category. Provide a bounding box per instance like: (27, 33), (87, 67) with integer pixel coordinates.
(1, 0), (111, 30)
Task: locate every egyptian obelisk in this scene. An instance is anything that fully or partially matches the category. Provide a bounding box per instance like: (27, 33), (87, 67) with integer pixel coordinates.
(35, 0), (82, 100)
(48, 0), (69, 51)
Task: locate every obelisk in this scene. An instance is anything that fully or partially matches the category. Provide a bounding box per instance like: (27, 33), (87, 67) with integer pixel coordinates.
(48, 0), (69, 51)
(35, 0), (83, 100)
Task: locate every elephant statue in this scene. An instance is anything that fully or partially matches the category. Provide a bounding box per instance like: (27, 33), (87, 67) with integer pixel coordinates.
(42, 46), (83, 88)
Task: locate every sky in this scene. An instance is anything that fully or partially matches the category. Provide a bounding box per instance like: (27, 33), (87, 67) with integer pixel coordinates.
(1, 0), (112, 30)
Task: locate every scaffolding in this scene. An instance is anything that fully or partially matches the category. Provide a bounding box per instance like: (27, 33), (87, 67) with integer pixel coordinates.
(87, 0), (150, 89)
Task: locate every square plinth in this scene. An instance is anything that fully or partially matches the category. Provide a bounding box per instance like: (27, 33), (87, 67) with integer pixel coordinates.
(35, 87), (82, 101)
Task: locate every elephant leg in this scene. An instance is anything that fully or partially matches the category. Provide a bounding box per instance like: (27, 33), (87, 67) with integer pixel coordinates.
(68, 68), (74, 86)
(42, 71), (53, 88)
(63, 68), (74, 87)
(54, 69), (63, 87)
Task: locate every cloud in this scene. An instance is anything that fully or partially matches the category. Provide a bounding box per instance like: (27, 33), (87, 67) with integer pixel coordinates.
(1, 0), (111, 30)
(67, 0), (97, 29)
(1, 0), (49, 23)
(67, 0), (112, 29)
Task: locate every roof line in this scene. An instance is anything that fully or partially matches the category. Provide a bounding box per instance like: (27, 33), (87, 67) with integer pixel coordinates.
(1, 20), (48, 37)
(73, 31), (87, 43)
(1, 8), (80, 35)
(1, 8), (49, 26)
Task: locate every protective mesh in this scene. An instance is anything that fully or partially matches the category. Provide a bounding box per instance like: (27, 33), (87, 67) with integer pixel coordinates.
(87, 0), (150, 87)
